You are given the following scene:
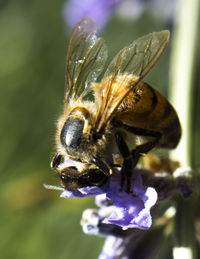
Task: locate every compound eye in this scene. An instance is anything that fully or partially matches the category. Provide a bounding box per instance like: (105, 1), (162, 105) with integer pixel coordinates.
(85, 170), (107, 186)
(61, 118), (84, 149)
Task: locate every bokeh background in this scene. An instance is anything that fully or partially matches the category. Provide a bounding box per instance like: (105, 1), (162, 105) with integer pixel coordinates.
(0, 0), (199, 258)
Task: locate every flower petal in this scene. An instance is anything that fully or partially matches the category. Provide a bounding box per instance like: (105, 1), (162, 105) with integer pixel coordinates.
(55, 167), (158, 230)
(60, 185), (104, 198)
(102, 171), (157, 230)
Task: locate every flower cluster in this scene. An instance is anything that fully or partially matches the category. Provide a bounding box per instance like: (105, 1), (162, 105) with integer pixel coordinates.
(59, 168), (157, 230)
(45, 164), (196, 258)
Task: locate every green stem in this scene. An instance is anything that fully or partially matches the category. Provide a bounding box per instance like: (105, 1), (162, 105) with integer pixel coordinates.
(169, 0), (200, 259)
(169, 0), (199, 167)
(173, 196), (197, 259)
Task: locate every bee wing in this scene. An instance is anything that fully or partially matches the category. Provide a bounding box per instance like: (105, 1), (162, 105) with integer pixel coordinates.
(65, 16), (108, 102)
(96, 31), (170, 131)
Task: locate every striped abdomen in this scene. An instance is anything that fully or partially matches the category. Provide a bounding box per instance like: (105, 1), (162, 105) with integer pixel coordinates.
(116, 82), (181, 149)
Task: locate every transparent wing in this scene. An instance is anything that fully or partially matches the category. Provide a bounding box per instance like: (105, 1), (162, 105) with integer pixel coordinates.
(104, 30), (169, 79)
(96, 31), (170, 131)
(65, 16), (108, 102)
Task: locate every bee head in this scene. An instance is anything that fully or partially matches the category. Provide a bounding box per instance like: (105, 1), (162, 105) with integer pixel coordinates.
(60, 166), (109, 190)
(56, 157), (111, 191)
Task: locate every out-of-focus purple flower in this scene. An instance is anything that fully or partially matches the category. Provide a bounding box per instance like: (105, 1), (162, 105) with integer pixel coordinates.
(98, 235), (132, 259)
(60, 168), (157, 230)
(63, 0), (177, 31)
(63, 0), (122, 30)
(148, 0), (177, 22)
(117, 0), (177, 22)
(98, 236), (125, 259)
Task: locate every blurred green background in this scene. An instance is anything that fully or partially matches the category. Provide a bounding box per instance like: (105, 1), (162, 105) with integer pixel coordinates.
(0, 0), (199, 258)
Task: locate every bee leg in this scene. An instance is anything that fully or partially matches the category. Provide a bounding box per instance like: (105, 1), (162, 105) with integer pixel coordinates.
(120, 166), (126, 190)
(116, 122), (161, 140)
(115, 132), (134, 193)
(131, 138), (160, 168)
(51, 152), (63, 170)
(91, 157), (110, 176)
(115, 132), (160, 192)
(115, 123), (161, 169)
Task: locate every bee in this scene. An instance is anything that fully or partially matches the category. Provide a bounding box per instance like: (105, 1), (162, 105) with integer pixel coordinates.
(51, 16), (181, 192)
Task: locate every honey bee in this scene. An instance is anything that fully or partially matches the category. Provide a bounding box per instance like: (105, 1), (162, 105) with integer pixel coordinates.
(51, 16), (181, 192)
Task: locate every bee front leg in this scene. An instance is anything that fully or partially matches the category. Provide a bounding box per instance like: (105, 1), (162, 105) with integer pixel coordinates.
(115, 132), (134, 193)
(51, 152), (63, 170)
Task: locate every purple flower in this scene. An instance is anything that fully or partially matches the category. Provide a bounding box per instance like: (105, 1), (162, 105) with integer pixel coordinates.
(103, 184), (157, 230)
(98, 236), (128, 259)
(46, 161), (196, 258)
(60, 185), (104, 198)
(60, 168), (157, 230)
(63, 0), (122, 30)
(63, 0), (177, 31)
(117, 0), (177, 22)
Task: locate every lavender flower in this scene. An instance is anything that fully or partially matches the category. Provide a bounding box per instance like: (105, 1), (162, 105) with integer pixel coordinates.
(79, 166), (196, 259)
(101, 170), (157, 230)
(45, 162), (197, 258)
(117, 0), (177, 22)
(63, 0), (177, 31)
(60, 167), (157, 230)
(63, 0), (122, 30)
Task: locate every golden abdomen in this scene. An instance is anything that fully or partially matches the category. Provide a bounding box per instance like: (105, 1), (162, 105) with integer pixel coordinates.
(116, 82), (181, 149)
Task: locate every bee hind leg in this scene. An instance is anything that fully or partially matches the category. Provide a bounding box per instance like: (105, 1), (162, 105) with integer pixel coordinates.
(115, 132), (135, 193)
(118, 124), (162, 169)
(131, 138), (160, 168)
(115, 132), (160, 193)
